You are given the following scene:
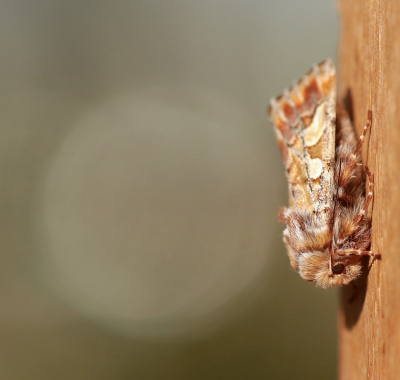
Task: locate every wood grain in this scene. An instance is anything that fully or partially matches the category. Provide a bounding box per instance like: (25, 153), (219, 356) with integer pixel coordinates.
(338, 0), (400, 379)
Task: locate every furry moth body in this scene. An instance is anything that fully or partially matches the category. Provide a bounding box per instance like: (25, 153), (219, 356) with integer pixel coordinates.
(268, 59), (379, 288)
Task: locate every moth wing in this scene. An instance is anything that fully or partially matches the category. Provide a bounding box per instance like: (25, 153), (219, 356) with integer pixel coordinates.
(269, 59), (336, 221)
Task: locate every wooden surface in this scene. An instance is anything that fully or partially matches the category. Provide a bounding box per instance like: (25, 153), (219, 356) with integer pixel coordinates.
(338, 0), (400, 379)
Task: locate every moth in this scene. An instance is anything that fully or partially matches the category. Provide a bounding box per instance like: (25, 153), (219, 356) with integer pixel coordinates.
(268, 59), (379, 288)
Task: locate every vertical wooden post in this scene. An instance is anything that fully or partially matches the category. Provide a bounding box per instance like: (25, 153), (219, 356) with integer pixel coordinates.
(338, 0), (400, 378)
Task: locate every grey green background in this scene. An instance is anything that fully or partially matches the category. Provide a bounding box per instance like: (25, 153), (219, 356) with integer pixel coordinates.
(1, 0), (338, 379)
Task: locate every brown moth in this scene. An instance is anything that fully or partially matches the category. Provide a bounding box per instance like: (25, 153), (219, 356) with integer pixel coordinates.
(268, 59), (379, 288)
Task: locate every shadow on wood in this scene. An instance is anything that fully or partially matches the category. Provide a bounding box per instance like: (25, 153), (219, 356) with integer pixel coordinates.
(340, 256), (369, 329)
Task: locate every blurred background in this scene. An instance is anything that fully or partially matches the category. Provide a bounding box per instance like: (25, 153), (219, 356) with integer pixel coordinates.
(0, 0), (339, 379)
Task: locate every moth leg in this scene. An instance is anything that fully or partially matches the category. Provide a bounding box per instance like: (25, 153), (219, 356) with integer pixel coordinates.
(353, 110), (372, 158)
(348, 110), (372, 171)
(336, 249), (381, 259)
(336, 111), (372, 200)
(343, 110), (372, 172)
(368, 254), (381, 271)
(336, 111), (373, 209)
(354, 165), (374, 224)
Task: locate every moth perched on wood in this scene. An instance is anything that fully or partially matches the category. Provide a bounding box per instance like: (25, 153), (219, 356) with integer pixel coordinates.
(268, 59), (379, 288)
